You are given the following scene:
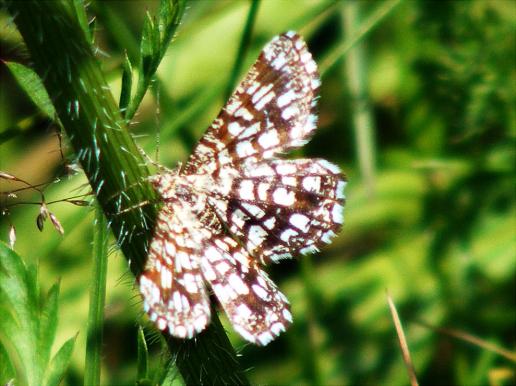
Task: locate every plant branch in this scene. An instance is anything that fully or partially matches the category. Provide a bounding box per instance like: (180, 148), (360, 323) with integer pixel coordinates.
(6, 1), (248, 384)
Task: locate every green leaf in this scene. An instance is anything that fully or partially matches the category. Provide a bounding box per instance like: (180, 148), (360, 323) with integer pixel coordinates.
(5, 61), (57, 120)
(125, 0), (186, 121)
(0, 342), (16, 386)
(157, 0), (186, 60)
(43, 335), (77, 386)
(140, 11), (156, 76)
(152, 18), (161, 70)
(72, 0), (93, 44)
(136, 326), (149, 381)
(0, 243), (75, 386)
(119, 52), (133, 113)
(38, 283), (60, 378)
(158, 363), (182, 386)
(157, 0), (172, 37)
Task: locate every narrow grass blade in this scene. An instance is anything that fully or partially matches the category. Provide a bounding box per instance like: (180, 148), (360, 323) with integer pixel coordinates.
(84, 206), (109, 386)
(387, 291), (419, 386)
(5, 61), (57, 120)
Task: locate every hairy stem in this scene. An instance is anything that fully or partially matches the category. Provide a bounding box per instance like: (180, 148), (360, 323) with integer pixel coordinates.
(7, 1), (248, 384)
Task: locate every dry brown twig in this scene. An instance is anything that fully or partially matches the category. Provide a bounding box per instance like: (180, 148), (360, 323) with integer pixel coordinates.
(386, 290), (419, 386)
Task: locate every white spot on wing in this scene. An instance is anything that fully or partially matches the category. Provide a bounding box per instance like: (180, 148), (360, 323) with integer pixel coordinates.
(332, 203), (344, 224)
(300, 244), (319, 255)
(252, 284), (269, 300)
(157, 318), (166, 330)
(306, 59), (317, 73)
(228, 121), (243, 136)
(229, 273), (249, 295)
(271, 322), (285, 335)
(206, 246), (222, 262)
(201, 259), (217, 281)
(319, 159), (341, 174)
(248, 225), (268, 247)
(235, 107), (254, 121)
(161, 267), (172, 289)
(282, 176), (297, 186)
(240, 122), (260, 138)
(183, 273), (198, 293)
(336, 180), (346, 199)
(258, 331), (273, 345)
(302, 176), (321, 192)
(250, 164), (275, 177)
(236, 141), (256, 157)
(321, 230), (337, 243)
(289, 213), (310, 232)
(276, 162), (297, 175)
(258, 129), (280, 149)
(233, 325), (256, 343)
(239, 180), (255, 200)
(216, 261), (231, 275)
(251, 83), (273, 104)
(271, 54), (286, 69)
(236, 303), (252, 319)
(174, 325), (187, 338)
(280, 228), (298, 243)
(273, 188), (295, 206)
(255, 90), (275, 111)
(258, 182), (270, 200)
(231, 209), (247, 229)
(165, 242), (176, 257)
(263, 217), (276, 230)
(283, 309), (293, 322)
(277, 90), (297, 107)
(194, 315), (207, 331)
(242, 202), (265, 218)
(281, 105), (298, 120)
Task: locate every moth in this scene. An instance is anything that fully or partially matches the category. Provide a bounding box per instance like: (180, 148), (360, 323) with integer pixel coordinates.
(140, 32), (346, 346)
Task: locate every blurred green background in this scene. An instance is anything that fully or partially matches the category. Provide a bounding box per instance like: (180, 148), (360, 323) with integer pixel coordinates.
(0, 1), (514, 385)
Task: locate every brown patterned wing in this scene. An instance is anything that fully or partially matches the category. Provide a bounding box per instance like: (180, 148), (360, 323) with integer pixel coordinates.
(207, 159), (345, 265)
(139, 201), (211, 339)
(183, 31), (320, 175)
(198, 233), (292, 345)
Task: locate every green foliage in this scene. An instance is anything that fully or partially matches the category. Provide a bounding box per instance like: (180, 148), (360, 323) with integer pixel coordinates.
(119, 52), (133, 112)
(4, 62), (57, 120)
(0, 0), (514, 385)
(136, 327), (149, 383)
(0, 243), (76, 386)
(83, 207), (109, 386)
(124, 0), (186, 120)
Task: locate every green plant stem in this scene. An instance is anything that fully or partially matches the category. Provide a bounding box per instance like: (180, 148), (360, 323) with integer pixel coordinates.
(7, 2), (248, 385)
(84, 206), (109, 386)
(319, 0), (404, 76)
(224, 0), (261, 101)
(6, 0), (158, 272)
(343, 1), (376, 196)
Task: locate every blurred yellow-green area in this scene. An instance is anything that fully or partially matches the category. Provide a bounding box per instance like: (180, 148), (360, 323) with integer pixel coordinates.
(1, 1), (515, 385)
